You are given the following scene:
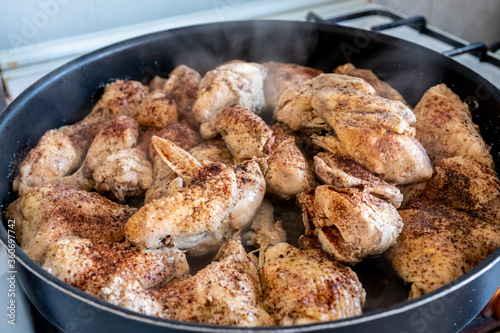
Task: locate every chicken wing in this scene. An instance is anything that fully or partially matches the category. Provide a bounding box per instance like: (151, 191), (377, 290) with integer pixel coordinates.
(58, 116), (139, 191)
(214, 106), (273, 161)
(334, 63), (407, 104)
(188, 139), (234, 165)
(260, 242), (365, 325)
(243, 200), (286, 267)
(150, 65), (201, 127)
(298, 186), (403, 264)
(413, 83), (494, 167)
(265, 124), (315, 199)
(7, 183), (135, 263)
(42, 237), (189, 298)
(262, 61), (323, 113)
(13, 130), (80, 195)
(124, 136), (238, 254)
(388, 199), (500, 298)
(229, 159), (266, 230)
(104, 237), (275, 326)
(57, 80), (147, 162)
(144, 122), (201, 204)
(192, 61), (267, 138)
(83, 79), (148, 124)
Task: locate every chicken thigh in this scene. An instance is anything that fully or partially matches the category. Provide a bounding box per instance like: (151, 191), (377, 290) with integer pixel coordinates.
(388, 199), (500, 298)
(311, 87), (432, 184)
(413, 83), (494, 167)
(260, 243), (365, 325)
(298, 185), (403, 264)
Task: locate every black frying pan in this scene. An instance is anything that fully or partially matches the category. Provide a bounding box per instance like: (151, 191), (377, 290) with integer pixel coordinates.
(1, 20), (499, 333)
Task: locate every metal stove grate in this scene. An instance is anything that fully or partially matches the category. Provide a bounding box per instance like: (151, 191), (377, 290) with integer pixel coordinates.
(307, 10), (500, 68)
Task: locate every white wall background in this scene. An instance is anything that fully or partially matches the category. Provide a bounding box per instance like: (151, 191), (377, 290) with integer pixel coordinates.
(0, 0), (260, 51)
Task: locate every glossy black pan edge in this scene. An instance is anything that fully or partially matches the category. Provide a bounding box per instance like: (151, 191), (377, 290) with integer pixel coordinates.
(1, 20), (499, 333)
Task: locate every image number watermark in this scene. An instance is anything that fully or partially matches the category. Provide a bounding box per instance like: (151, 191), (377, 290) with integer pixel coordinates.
(6, 219), (17, 326)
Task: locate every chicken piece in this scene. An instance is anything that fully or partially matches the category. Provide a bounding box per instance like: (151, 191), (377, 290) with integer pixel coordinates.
(125, 137), (238, 255)
(276, 73), (375, 132)
(387, 199), (500, 298)
(135, 90), (178, 128)
(189, 139), (234, 165)
(229, 159), (266, 230)
(398, 182), (427, 207)
(265, 124), (315, 199)
(7, 183), (135, 263)
(214, 106), (274, 161)
(243, 200), (286, 268)
(58, 116), (139, 191)
(144, 122), (201, 203)
(298, 186), (403, 264)
(311, 88), (433, 184)
(314, 152), (403, 208)
(58, 79), (146, 153)
(192, 61), (267, 138)
(334, 63), (407, 104)
(83, 79), (148, 124)
(93, 148), (153, 201)
(42, 237), (189, 299)
(105, 237), (275, 327)
(422, 156), (500, 211)
(150, 65), (201, 126)
(13, 130), (79, 195)
(413, 83), (494, 167)
(260, 243), (365, 325)
(262, 61), (323, 113)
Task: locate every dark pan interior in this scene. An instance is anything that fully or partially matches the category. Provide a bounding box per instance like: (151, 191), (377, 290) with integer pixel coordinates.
(1, 20), (500, 333)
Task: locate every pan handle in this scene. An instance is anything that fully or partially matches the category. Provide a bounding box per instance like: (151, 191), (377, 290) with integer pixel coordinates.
(482, 287), (500, 321)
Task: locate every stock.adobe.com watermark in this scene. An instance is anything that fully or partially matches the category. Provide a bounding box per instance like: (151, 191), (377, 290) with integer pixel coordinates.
(6, 0), (73, 50)
(6, 219), (17, 326)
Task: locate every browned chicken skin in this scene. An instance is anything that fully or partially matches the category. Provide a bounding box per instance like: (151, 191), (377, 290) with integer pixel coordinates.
(260, 242), (365, 325)
(149, 65), (201, 127)
(413, 83), (494, 167)
(334, 63), (407, 104)
(388, 199), (500, 298)
(7, 183), (136, 263)
(214, 106), (274, 161)
(105, 237), (275, 326)
(125, 137), (238, 254)
(42, 237), (189, 298)
(263, 61), (323, 113)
